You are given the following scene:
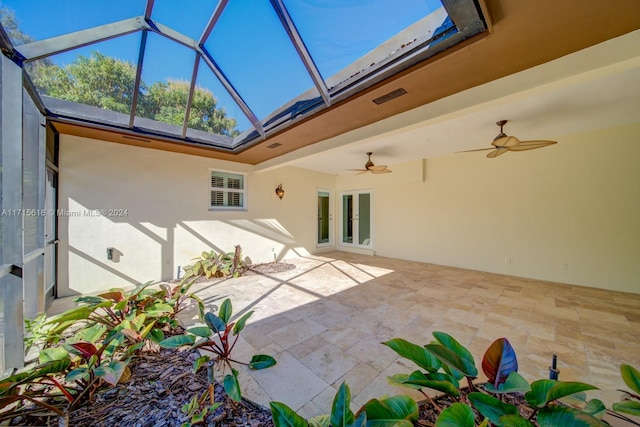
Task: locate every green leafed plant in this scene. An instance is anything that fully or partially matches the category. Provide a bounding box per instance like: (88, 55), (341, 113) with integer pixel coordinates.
(62, 335), (134, 411)
(180, 390), (221, 427)
(383, 331), (478, 412)
(613, 364), (640, 417)
(524, 380), (599, 409)
(0, 358), (73, 423)
(183, 245), (244, 280)
(24, 312), (60, 355)
(435, 402), (488, 427)
(484, 371), (531, 394)
(426, 332), (478, 391)
(270, 382), (418, 427)
(359, 393), (418, 427)
(2, 276), (203, 424)
(159, 298), (275, 405)
(385, 333), (612, 426)
(472, 375), (606, 426)
(1, 314), (144, 423)
(47, 277), (203, 346)
(270, 401), (309, 427)
(564, 393), (607, 419)
(468, 392), (520, 425)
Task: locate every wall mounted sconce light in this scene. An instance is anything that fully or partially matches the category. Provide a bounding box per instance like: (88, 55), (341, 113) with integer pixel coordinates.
(107, 247), (114, 260)
(275, 184), (285, 200)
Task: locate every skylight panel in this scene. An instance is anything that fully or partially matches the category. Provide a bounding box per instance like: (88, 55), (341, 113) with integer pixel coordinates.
(151, 0), (215, 41)
(192, 58), (251, 137)
(283, 0), (445, 86)
(133, 32), (195, 133)
(204, 0), (317, 122)
(2, 0), (144, 46)
(29, 33), (143, 118)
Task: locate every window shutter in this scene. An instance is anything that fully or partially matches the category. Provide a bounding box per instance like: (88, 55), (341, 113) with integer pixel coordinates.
(211, 191), (225, 206)
(228, 192), (242, 207)
(228, 177), (240, 189)
(211, 175), (224, 188)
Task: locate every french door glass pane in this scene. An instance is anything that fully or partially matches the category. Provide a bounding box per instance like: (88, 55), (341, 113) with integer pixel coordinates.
(358, 193), (371, 245)
(45, 169), (57, 297)
(342, 194), (353, 244)
(317, 192), (330, 244)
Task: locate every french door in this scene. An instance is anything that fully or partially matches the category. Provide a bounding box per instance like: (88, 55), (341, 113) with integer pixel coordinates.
(340, 190), (372, 248)
(317, 190), (333, 247)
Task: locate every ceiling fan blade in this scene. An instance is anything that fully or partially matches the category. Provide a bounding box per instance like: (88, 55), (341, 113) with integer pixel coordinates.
(487, 148), (508, 158)
(457, 147), (494, 153)
(507, 140), (557, 151)
(371, 168), (391, 174)
(357, 170), (370, 175)
(347, 168), (368, 171)
(492, 135), (520, 148)
(368, 165), (388, 171)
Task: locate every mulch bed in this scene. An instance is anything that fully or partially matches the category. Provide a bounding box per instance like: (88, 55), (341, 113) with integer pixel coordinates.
(10, 344), (275, 427)
(241, 262), (296, 276)
(171, 262), (297, 283)
(10, 344), (545, 426)
(66, 345), (275, 427)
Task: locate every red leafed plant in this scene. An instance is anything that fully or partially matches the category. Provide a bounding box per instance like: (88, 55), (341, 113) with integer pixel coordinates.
(482, 337), (518, 389)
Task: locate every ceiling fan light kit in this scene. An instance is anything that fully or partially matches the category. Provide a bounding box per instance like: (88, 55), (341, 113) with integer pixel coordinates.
(460, 120), (557, 158)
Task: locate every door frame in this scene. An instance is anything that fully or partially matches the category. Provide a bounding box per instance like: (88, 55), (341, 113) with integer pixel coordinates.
(338, 189), (374, 250)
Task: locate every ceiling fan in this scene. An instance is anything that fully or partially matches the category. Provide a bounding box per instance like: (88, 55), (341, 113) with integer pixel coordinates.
(349, 152), (392, 174)
(461, 120), (557, 158)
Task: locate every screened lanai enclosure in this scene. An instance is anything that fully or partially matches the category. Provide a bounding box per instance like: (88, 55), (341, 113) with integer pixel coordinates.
(1, 0), (485, 152)
(0, 0), (487, 376)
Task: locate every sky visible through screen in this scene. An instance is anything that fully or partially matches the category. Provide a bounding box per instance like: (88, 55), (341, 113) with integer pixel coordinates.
(2, 0), (443, 132)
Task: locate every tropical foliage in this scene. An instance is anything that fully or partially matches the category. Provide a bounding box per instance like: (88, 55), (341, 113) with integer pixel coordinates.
(182, 245), (244, 280)
(270, 382), (418, 427)
(381, 332), (635, 426)
(383, 332), (479, 408)
(159, 298), (276, 405)
(613, 364), (640, 417)
(0, 277), (206, 423)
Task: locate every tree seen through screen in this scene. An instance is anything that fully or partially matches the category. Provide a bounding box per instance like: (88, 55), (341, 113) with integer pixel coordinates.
(0, 6), (239, 137)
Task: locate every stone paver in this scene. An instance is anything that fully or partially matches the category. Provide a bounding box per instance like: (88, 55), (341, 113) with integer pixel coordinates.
(174, 252), (640, 411)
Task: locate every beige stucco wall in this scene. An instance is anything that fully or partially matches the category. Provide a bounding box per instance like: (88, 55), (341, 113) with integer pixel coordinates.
(59, 122), (639, 296)
(58, 135), (335, 296)
(355, 122), (639, 293)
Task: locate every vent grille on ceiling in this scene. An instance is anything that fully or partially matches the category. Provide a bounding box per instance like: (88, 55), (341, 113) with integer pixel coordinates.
(372, 88), (407, 105)
(122, 135), (151, 143)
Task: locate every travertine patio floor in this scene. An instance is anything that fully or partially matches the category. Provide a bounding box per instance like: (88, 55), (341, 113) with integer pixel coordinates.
(173, 251), (640, 417)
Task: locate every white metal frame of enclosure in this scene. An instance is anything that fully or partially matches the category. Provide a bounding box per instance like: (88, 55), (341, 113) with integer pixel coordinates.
(1, 53), (56, 376)
(5, 0), (486, 152)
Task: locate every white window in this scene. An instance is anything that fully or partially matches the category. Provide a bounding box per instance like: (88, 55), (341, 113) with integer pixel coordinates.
(210, 171), (246, 210)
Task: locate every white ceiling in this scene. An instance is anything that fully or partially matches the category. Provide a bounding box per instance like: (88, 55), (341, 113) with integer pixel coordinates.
(257, 30), (640, 175)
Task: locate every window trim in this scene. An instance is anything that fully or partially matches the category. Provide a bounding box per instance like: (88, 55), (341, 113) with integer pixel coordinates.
(209, 169), (247, 211)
